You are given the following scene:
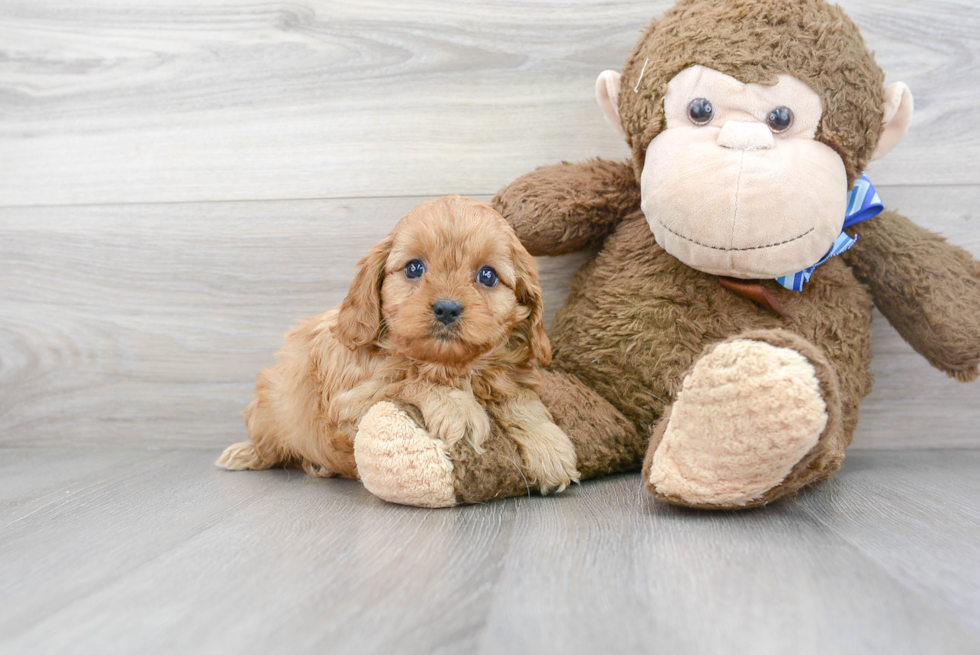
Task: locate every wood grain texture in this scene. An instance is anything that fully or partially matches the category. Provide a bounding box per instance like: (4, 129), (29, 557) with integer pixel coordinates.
(0, 447), (978, 654)
(797, 450), (980, 633)
(1, 188), (977, 448)
(1, 0), (978, 206)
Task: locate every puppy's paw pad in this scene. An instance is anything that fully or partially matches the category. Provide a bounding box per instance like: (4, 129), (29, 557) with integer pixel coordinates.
(215, 441), (271, 471)
(355, 402), (456, 508)
(650, 339), (828, 506)
(301, 460), (337, 478)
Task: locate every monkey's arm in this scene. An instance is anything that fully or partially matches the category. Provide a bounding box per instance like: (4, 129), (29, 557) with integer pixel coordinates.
(842, 209), (980, 382)
(492, 159), (640, 256)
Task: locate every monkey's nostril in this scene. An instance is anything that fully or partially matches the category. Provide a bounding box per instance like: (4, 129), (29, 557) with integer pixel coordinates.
(432, 299), (463, 326)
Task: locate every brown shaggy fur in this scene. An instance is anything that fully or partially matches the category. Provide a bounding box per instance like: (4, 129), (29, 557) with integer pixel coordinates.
(546, 210), (873, 486)
(843, 211), (980, 383)
(477, 0), (980, 509)
(216, 196), (579, 499)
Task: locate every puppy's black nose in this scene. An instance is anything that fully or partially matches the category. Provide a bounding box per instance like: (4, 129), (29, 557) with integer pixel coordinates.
(432, 299), (462, 326)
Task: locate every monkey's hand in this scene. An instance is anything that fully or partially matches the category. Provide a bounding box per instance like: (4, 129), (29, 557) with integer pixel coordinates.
(492, 158), (640, 256)
(843, 209), (980, 382)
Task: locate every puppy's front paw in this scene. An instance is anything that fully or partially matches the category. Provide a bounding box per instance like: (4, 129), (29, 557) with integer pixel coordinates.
(421, 389), (491, 450)
(355, 402), (456, 508)
(461, 395), (492, 451)
(517, 423), (580, 495)
(423, 405), (468, 448)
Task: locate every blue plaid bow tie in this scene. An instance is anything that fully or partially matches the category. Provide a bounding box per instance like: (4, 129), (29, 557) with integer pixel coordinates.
(775, 175), (884, 291)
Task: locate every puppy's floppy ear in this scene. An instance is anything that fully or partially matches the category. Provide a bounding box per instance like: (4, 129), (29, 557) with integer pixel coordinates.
(333, 235), (392, 349)
(512, 239), (552, 366)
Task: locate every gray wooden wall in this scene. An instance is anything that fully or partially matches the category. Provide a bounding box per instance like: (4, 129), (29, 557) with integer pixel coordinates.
(1, 0), (978, 449)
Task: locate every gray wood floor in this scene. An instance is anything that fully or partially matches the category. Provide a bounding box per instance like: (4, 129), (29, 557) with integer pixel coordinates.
(1, 447), (979, 655)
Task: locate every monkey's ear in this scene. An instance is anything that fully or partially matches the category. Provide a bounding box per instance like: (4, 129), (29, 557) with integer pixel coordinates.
(332, 236), (392, 350)
(871, 82), (914, 161)
(596, 70), (627, 139)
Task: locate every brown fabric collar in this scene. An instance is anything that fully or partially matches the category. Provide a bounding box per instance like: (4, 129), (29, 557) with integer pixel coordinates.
(717, 277), (792, 319)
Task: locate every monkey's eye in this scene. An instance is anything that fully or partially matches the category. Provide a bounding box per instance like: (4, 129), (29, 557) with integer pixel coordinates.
(404, 259), (425, 280)
(477, 266), (498, 288)
(687, 98), (714, 126)
(767, 107), (794, 133)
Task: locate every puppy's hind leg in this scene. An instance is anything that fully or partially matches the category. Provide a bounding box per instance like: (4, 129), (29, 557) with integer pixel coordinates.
(216, 441), (273, 471)
(217, 372), (289, 472)
(301, 460), (337, 478)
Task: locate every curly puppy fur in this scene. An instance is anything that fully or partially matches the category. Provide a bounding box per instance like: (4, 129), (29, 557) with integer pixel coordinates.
(216, 196), (579, 498)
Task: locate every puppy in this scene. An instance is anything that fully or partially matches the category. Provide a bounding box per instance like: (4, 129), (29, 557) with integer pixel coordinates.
(216, 196), (579, 494)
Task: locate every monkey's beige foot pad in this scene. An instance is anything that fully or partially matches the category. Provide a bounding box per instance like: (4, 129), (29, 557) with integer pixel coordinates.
(649, 339), (829, 507)
(354, 402), (456, 508)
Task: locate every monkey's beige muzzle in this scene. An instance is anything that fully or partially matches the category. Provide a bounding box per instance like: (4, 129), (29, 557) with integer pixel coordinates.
(640, 125), (848, 279)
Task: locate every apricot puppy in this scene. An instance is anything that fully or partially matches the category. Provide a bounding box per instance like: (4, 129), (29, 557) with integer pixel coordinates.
(216, 195), (579, 498)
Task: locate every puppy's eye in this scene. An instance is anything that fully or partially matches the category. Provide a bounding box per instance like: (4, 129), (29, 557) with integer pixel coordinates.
(404, 259), (425, 280)
(767, 106), (794, 133)
(477, 266), (498, 288)
(687, 98), (714, 126)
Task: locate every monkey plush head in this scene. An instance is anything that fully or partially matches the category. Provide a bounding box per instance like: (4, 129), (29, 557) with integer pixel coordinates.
(595, 0), (914, 279)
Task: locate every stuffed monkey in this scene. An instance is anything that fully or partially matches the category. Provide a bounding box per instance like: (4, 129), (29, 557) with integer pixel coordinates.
(356, 0), (980, 508)
(491, 0), (980, 508)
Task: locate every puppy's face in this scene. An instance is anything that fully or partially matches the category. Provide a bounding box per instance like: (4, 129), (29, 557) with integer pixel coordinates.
(334, 196), (550, 368)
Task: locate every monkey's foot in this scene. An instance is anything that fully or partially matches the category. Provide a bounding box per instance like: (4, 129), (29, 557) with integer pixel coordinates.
(645, 338), (829, 508)
(354, 402), (456, 508)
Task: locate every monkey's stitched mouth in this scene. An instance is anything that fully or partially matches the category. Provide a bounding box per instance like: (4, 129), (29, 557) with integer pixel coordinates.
(655, 217), (815, 252)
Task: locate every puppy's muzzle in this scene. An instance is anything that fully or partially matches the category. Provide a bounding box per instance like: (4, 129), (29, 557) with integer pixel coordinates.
(432, 299), (463, 326)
